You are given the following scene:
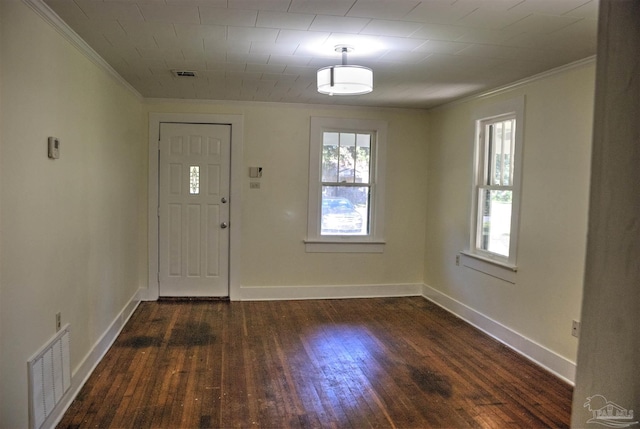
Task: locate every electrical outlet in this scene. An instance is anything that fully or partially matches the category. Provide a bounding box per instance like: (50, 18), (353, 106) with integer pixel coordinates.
(455, 255), (460, 266)
(571, 320), (580, 338)
(56, 312), (61, 332)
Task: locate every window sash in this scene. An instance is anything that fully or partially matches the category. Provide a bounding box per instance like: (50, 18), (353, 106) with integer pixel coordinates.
(321, 130), (374, 185)
(482, 117), (516, 187)
(475, 187), (513, 257)
(321, 185), (371, 236)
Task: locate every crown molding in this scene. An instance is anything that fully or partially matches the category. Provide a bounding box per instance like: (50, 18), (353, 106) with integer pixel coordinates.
(22, 0), (143, 101)
(432, 55), (596, 112)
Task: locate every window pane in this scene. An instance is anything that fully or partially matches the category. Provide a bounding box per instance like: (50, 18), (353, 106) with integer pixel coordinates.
(322, 132), (339, 182)
(488, 119), (515, 186)
(478, 189), (512, 257)
(189, 166), (200, 195)
(355, 134), (371, 183)
(492, 122), (504, 186)
(502, 119), (514, 185)
(321, 186), (369, 235)
(338, 133), (356, 183)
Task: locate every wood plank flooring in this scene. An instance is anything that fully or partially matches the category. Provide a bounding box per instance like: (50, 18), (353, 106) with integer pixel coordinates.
(57, 297), (572, 428)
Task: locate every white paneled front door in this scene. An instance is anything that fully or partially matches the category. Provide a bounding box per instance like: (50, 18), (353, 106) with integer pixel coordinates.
(158, 123), (231, 297)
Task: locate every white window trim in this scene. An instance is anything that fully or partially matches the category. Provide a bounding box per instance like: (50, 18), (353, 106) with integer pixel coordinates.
(467, 96), (525, 276)
(305, 117), (387, 253)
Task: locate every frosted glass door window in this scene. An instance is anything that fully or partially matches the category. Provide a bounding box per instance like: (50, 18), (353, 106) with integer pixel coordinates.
(189, 166), (200, 195)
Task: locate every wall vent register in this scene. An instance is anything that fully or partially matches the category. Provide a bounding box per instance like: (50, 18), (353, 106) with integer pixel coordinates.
(28, 325), (71, 429)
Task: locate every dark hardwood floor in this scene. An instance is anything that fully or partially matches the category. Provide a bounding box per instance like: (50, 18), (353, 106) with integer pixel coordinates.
(57, 297), (572, 428)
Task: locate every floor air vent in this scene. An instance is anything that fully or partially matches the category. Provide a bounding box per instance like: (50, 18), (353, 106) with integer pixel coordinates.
(28, 325), (71, 429)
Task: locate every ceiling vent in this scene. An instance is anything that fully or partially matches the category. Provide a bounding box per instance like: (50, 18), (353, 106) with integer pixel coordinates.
(172, 70), (198, 78)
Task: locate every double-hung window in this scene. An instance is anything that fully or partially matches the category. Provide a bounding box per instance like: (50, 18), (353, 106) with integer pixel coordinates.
(306, 117), (387, 253)
(469, 97), (524, 270)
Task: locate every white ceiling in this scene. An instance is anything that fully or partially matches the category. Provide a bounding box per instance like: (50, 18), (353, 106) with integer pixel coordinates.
(42, 0), (598, 109)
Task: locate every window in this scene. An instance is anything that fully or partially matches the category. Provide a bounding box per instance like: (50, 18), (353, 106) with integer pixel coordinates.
(477, 116), (515, 257)
(306, 117), (387, 253)
(469, 97), (524, 270)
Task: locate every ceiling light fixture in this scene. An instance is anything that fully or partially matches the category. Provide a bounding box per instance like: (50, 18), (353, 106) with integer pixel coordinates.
(317, 46), (373, 96)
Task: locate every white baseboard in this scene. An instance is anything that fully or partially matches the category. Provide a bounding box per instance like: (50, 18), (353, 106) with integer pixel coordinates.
(422, 284), (576, 385)
(46, 288), (142, 429)
(137, 285), (158, 301)
(240, 283), (423, 301)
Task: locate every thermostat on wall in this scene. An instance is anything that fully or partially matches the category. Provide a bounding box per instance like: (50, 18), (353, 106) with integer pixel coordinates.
(48, 137), (60, 159)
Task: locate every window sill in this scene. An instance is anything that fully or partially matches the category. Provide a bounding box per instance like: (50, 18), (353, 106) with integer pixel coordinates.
(459, 251), (517, 283)
(304, 240), (385, 253)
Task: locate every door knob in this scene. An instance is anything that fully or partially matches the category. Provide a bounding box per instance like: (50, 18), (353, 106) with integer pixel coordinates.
(221, 197), (227, 203)
(220, 222), (228, 229)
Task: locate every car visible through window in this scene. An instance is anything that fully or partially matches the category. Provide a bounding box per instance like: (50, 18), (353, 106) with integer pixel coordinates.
(321, 197), (363, 234)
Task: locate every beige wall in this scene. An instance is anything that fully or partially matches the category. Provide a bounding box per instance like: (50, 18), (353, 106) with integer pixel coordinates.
(0, 1), (144, 427)
(144, 101), (430, 290)
(425, 62), (595, 365)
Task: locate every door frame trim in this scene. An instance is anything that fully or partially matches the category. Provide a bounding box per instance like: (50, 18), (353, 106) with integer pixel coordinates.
(146, 113), (244, 301)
